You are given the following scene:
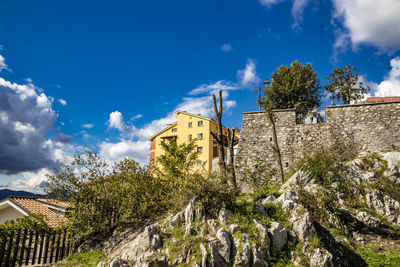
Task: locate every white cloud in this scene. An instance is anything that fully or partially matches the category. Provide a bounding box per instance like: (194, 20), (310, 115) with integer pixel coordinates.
(237, 58), (259, 87)
(332, 0), (400, 54)
(189, 80), (238, 95)
(291, 0), (312, 29)
(99, 139), (150, 166)
(373, 57), (400, 97)
(0, 77), (59, 174)
(82, 123), (94, 129)
(221, 44), (233, 52)
(0, 54), (9, 72)
(25, 78), (33, 83)
(58, 98), (67, 106)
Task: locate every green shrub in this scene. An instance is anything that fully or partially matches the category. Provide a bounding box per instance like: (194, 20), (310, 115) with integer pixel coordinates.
(60, 250), (105, 267)
(356, 245), (400, 267)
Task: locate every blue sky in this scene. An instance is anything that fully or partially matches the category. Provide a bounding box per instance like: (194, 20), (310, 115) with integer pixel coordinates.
(1, 0), (400, 192)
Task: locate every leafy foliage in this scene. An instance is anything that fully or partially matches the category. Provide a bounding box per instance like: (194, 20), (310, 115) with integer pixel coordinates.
(241, 162), (277, 192)
(261, 60), (322, 111)
(59, 250), (105, 267)
(325, 64), (370, 104)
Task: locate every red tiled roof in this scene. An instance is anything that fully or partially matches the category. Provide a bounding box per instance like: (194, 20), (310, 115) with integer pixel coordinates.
(37, 198), (73, 209)
(9, 197), (69, 227)
(367, 96), (400, 102)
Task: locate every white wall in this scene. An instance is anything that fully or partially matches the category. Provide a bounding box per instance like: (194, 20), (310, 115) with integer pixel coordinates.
(0, 206), (25, 224)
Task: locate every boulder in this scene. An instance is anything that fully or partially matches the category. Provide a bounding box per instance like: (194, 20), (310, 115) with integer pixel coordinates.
(356, 211), (381, 229)
(280, 170), (313, 192)
(252, 245), (268, 267)
(255, 199), (266, 215)
(383, 152), (400, 181)
(309, 248), (334, 267)
(120, 223), (162, 261)
(233, 234), (251, 267)
(253, 219), (270, 247)
(200, 243), (208, 267)
(219, 208), (233, 223)
(170, 211), (184, 228)
(229, 224), (240, 233)
(209, 241), (227, 267)
(268, 222), (287, 250)
(289, 207), (316, 242)
(262, 195), (276, 205)
(282, 200), (295, 212)
(216, 228), (232, 264)
(276, 190), (298, 204)
(185, 197), (200, 226)
(110, 258), (122, 267)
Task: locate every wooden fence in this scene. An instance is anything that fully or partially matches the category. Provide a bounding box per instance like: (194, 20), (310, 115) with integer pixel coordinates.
(0, 228), (74, 267)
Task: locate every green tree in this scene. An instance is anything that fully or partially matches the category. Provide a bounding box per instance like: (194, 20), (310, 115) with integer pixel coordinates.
(261, 60), (322, 184)
(326, 64), (370, 104)
(263, 60), (322, 110)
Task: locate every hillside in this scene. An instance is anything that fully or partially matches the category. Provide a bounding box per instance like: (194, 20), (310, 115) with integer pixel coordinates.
(64, 150), (400, 267)
(0, 189), (44, 200)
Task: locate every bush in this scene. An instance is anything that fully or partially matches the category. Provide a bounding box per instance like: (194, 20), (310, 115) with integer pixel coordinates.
(241, 162), (278, 192)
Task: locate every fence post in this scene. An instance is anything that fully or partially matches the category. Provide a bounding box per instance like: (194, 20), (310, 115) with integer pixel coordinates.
(37, 231), (45, 264)
(55, 231), (61, 262)
(60, 229), (67, 260)
(25, 230), (33, 266)
(49, 233), (56, 263)
(31, 230), (39, 265)
(11, 228), (21, 267)
(4, 230), (14, 267)
(0, 232), (7, 266)
(43, 232), (50, 264)
(18, 228), (27, 266)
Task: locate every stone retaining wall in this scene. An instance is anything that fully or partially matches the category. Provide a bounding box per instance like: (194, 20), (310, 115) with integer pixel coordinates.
(235, 101), (400, 180)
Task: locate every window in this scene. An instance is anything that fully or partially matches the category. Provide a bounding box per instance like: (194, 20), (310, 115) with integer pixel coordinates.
(188, 122), (192, 128)
(197, 133), (203, 140)
(188, 134), (192, 141)
(197, 160), (203, 166)
(197, 147), (203, 152)
(172, 128), (177, 132)
(198, 120), (203, 127)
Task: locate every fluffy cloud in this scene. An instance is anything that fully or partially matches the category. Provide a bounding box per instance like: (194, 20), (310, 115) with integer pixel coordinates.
(52, 132), (73, 143)
(332, 0), (400, 54)
(58, 98), (67, 106)
(99, 139), (150, 166)
(237, 59), (259, 87)
(0, 77), (58, 174)
(189, 80), (238, 95)
(259, 0), (286, 8)
(221, 44), (233, 52)
(372, 57), (400, 97)
(0, 54), (9, 72)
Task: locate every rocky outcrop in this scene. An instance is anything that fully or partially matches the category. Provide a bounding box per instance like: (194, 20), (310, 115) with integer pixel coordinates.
(268, 222), (287, 250)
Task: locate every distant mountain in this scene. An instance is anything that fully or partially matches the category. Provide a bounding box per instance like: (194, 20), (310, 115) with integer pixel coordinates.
(0, 189), (45, 200)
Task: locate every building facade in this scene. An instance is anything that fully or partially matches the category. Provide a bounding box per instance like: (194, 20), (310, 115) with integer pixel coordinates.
(150, 111), (240, 173)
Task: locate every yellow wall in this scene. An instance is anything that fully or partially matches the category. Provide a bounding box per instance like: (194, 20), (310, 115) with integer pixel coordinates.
(150, 112), (240, 173)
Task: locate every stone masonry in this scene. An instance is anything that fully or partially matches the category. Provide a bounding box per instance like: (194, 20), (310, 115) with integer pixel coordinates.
(235, 101), (400, 179)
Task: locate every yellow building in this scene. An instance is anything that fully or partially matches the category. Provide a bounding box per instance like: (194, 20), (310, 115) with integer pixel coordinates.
(150, 111), (240, 173)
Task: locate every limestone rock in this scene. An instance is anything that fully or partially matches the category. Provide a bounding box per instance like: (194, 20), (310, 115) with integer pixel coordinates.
(282, 200), (295, 212)
(229, 224), (240, 233)
(280, 170), (313, 192)
(200, 243), (208, 267)
(309, 248), (334, 267)
(185, 197), (200, 226)
(356, 211), (381, 229)
(170, 211), (184, 228)
(255, 199), (266, 215)
(289, 206), (316, 242)
(287, 230), (297, 244)
(252, 245), (268, 267)
(383, 152), (400, 181)
(262, 195), (276, 205)
(110, 258), (122, 267)
(268, 222), (287, 250)
(276, 190), (298, 204)
(209, 241), (226, 267)
(120, 223), (162, 261)
(233, 234), (251, 267)
(97, 262), (107, 267)
(219, 208), (233, 223)
(216, 228), (232, 264)
(253, 219), (270, 247)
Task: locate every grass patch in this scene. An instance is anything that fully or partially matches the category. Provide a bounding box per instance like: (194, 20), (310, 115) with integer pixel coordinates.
(356, 244), (400, 267)
(58, 250), (105, 267)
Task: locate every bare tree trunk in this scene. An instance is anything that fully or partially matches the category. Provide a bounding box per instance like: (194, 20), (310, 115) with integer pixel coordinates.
(267, 111), (285, 184)
(212, 90), (226, 170)
(227, 128), (237, 189)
